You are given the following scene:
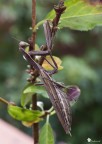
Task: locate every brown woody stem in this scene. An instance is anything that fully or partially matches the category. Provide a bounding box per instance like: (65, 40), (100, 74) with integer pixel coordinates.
(31, 0), (39, 144)
(0, 97), (9, 105)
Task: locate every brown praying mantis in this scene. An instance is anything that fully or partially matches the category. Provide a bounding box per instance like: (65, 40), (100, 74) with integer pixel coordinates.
(19, 21), (80, 134)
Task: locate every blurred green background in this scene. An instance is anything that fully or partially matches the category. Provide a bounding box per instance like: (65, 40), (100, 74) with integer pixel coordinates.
(0, 0), (102, 144)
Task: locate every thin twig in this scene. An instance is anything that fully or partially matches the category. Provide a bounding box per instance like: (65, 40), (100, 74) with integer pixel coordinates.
(31, 0), (39, 144)
(0, 97), (9, 105)
(32, 0), (36, 49)
(32, 94), (39, 144)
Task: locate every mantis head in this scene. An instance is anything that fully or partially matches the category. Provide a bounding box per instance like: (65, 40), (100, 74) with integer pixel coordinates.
(19, 41), (29, 49)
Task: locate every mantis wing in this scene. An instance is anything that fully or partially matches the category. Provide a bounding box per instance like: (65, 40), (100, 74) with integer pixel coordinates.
(40, 69), (71, 134)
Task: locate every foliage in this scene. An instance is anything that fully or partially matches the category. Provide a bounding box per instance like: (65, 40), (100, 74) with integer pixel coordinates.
(21, 84), (48, 107)
(39, 116), (54, 144)
(8, 104), (44, 122)
(0, 0), (102, 144)
(36, 0), (102, 31)
(42, 56), (63, 70)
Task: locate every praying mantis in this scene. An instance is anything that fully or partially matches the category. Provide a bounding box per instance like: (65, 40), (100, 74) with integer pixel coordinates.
(19, 21), (80, 134)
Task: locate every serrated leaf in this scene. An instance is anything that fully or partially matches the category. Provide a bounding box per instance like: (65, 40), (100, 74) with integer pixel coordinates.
(21, 84), (48, 107)
(61, 0), (102, 31)
(42, 56), (63, 71)
(39, 122), (54, 144)
(8, 105), (44, 122)
(37, 0), (102, 31)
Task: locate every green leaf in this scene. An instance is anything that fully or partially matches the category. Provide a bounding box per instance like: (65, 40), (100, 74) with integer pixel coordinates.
(39, 120), (54, 144)
(23, 85), (48, 97)
(21, 84), (49, 107)
(21, 93), (32, 107)
(8, 105), (44, 122)
(42, 56), (63, 71)
(37, 0), (102, 31)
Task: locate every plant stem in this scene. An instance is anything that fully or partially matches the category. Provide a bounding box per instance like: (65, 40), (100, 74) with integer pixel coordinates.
(32, 0), (36, 47)
(32, 94), (39, 144)
(0, 97), (9, 105)
(31, 0), (39, 144)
